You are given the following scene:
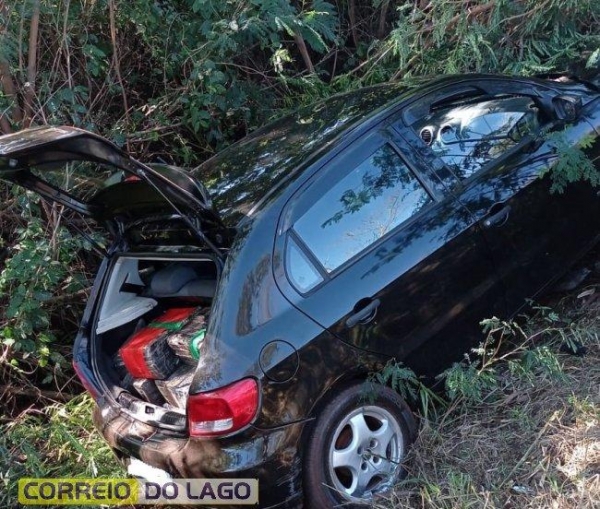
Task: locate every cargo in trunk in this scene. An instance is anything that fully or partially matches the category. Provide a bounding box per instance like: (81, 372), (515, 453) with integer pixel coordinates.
(119, 326), (179, 379)
(98, 256), (217, 423)
(133, 378), (166, 406)
(166, 311), (208, 364)
(156, 364), (196, 410)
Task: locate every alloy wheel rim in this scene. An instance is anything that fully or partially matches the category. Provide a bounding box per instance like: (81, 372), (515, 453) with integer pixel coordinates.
(328, 405), (404, 500)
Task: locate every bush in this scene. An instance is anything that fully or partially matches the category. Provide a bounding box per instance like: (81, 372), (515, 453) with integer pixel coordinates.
(0, 0), (598, 386)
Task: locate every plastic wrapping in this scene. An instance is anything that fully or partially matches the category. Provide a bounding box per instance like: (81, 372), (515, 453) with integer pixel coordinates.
(156, 364), (195, 410)
(120, 373), (135, 392)
(112, 353), (137, 393)
(133, 378), (165, 405)
(118, 307), (207, 410)
(149, 307), (197, 328)
(166, 312), (208, 364)
(119, 326), (179, 379)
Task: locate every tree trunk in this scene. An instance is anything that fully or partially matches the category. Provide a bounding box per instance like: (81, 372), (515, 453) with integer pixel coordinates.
(378, 0), (390, 39)
(0, 0), (23, 132)
(348, 0), (359, 47)
(293, 31), (315, 74)
(109, 0), (131, 150)
(23, 0), (40, 127)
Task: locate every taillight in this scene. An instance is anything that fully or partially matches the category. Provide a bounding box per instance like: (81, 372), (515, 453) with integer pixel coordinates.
(188, 378), (259, 437)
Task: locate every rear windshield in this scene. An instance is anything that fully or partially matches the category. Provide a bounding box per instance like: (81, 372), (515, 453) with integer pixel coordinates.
(29, 161), (118, 202)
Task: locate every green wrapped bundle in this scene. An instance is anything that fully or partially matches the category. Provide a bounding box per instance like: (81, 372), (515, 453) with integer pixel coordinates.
(166, 312), (208, 364)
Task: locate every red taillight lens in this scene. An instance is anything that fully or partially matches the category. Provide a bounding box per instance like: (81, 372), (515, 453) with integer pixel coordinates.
(188, 378), (259, 437)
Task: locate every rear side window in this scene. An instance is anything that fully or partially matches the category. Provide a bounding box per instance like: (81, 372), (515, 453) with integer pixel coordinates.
(285, 237), (323, 292)
(412, 96), (541, 180)
(293, 143), (431, 273)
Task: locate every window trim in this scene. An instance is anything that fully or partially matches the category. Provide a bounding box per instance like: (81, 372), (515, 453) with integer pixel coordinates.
(283, 131), (437, 288)
(284, 231), (329, 295)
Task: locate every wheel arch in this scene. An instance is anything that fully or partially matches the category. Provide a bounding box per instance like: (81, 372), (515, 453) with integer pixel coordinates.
(299, 370), (419, 507)
(297, 365), (419, 462)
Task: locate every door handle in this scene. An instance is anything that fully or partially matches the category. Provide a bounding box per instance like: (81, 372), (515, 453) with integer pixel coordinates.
(483, 204), (511, 228)
(346, 298), (380, 328)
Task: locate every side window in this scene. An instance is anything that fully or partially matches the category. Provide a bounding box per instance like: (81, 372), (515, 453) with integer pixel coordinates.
(285, 236), (323, 293)
(292, 143), (432, 274)
(412, 96), (541, 180)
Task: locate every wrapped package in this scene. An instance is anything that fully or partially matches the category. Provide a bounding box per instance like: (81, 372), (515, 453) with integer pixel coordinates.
(119, 326), (179, 379)
(155, 364), (195, 410)
(112, 351), (128, 379)
(133, 378), (165, 405)
(166, 312), (208, 364)
(119, 307), (201, 381)
(148, 307), (197, 330)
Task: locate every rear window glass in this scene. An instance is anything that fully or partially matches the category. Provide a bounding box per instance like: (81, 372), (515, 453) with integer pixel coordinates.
(293, 143), (431, 273)
(29, 161), (119, 202)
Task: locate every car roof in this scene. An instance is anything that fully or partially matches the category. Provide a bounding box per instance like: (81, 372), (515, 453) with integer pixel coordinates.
(190, 72), (597, 227)
(191, 83), (406, 226)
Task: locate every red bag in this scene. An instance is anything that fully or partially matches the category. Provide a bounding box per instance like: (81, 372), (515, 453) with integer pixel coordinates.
(119, 307), (198, 379)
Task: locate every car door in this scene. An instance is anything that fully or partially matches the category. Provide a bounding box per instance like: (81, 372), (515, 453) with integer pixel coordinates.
(404, 89), (600, 315)
(275, 128), (506, 377)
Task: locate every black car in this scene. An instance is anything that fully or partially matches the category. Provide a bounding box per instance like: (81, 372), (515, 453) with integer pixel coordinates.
(1, 74), (599, 508)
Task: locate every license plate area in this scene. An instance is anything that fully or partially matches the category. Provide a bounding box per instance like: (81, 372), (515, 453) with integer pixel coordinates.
(127, 457), (173, 482)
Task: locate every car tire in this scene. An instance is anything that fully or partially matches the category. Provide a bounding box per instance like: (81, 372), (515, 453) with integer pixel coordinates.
(303, 382), (416, 508)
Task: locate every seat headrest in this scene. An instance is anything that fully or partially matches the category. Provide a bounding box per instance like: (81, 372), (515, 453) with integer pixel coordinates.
(150, 264), (216, 298)
(150, 264), (198, 296)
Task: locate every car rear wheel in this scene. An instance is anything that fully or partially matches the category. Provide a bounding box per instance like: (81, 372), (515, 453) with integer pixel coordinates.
(303, 382), (415, 508)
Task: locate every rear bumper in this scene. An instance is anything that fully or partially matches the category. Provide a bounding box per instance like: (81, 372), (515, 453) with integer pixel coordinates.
(92, 400), (304, 508)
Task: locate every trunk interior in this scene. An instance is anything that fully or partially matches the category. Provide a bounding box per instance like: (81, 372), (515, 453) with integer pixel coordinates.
(91, 253), (219, 431)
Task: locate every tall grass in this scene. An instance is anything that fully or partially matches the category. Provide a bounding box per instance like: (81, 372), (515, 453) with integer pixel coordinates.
(0, 395), (125, 508)
(379, 273), (600, 509)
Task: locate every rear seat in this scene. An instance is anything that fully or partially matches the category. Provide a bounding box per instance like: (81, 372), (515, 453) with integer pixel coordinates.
(149, 264), (216, 299)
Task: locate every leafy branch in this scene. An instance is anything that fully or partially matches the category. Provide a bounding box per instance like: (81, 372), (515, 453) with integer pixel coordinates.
(542, 127), (599, 193)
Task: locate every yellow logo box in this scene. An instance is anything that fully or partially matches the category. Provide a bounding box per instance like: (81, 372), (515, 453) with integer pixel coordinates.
(18, 479), (137, 506)
(18, 478), (259, 505)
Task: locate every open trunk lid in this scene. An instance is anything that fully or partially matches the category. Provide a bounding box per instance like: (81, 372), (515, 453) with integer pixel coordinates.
(0, 126), (230, 258)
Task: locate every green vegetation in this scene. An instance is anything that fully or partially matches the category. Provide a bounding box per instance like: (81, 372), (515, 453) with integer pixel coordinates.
(374, 267), (600, 508)
(0, 395), (126, 508)
(0, 2), (599, 507)
(543, 129), (600, 193)
(0, 0), (599, 377)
